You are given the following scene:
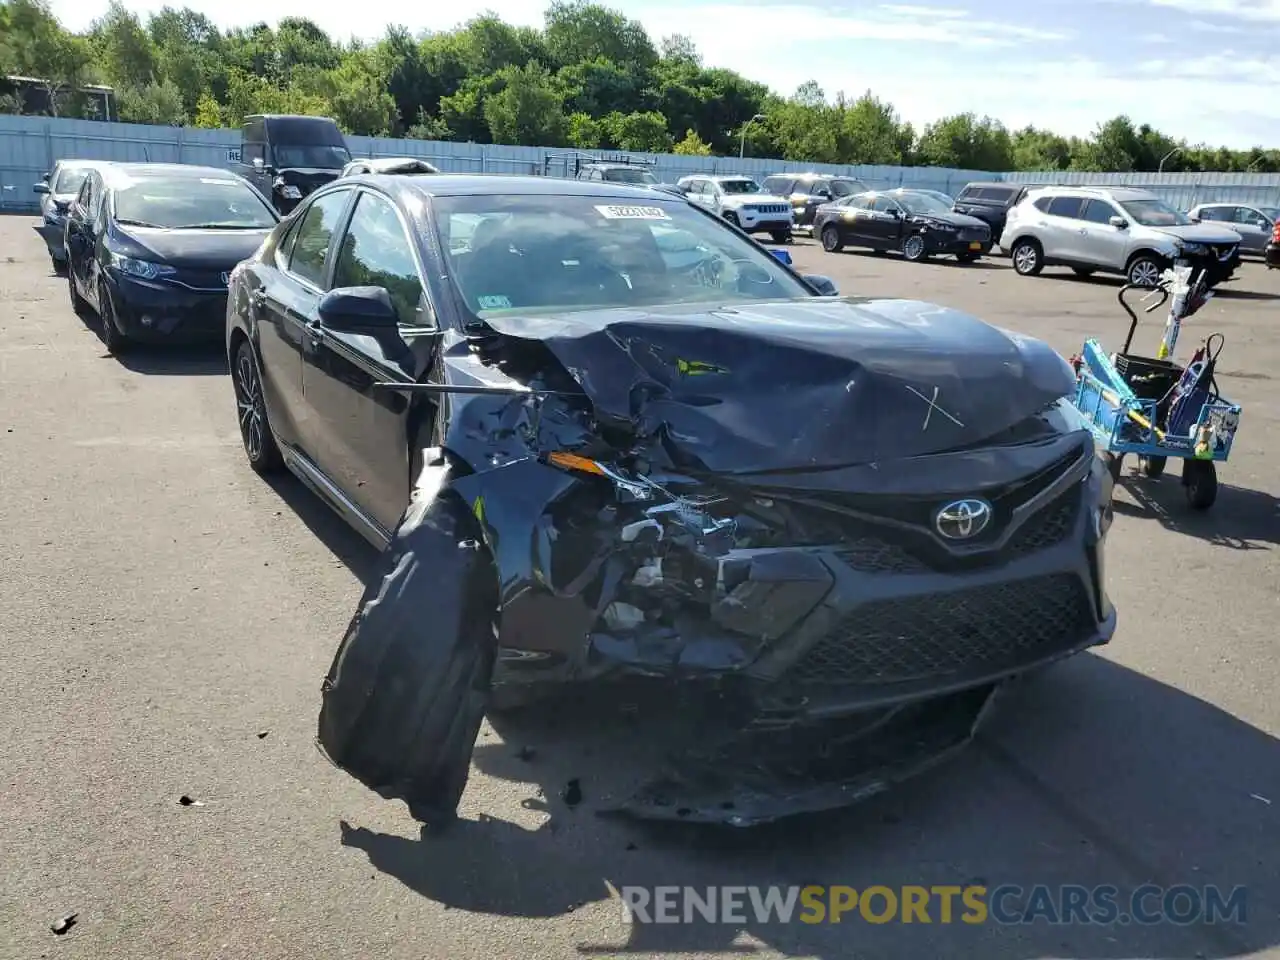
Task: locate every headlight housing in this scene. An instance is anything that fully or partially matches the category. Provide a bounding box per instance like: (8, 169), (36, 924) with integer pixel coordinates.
(1181, 241), (1209, 256)
(927, 220), (957, 232)
(110, 252), (176, 280)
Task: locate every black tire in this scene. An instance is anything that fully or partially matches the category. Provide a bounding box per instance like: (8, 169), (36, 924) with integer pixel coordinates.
(771, 230), (792, 245)
(317, 493), (499, 827)
(902, 233), (929, 262)
(97, 279), (131, 354)
(51, 256), (67, 276)
(1011, 239), (1043, 276)
(1139, 455), (1166, 479)
(956, 252), (980, 263)
(232, 340), (283, 474)
(1126, 252), (1167, 288)
(1072, 267), (1096, 277)
(1107, 454), (1124, 484)
(68, 268), (91, 317)
(1183, 459), (1218, 510)
(820, 224), (844, 253)
(724, 211), (740, 229)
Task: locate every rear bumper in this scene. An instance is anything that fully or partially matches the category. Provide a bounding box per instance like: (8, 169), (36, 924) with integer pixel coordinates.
(1266, 242), (1280, 268)
(107, 271), (229, 343)
(928, 234), (993, 257)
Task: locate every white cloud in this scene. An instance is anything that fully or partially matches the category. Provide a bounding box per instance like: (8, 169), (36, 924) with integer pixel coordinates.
(1189, 18), (1247, 32)
(1144, 0), (1280, 21)
(1140, 32), (1173, 42)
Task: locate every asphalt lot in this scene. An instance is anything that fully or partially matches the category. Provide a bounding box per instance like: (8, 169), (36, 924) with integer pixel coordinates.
(3, 215), (1280, 960)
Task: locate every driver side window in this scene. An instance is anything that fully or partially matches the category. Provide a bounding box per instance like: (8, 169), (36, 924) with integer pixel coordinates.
(331, 192), (427, 326)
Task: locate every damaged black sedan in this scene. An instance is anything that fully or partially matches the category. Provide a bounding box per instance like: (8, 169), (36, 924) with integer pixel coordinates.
(226, 175), (1117, 828)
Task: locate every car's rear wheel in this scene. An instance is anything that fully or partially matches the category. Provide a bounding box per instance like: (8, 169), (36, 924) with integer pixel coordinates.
(1126, 253), (1167, 287)
(317, 492), (499, 828)
(820, 224), (844, 253)
(902, 234), (928, 262)
(97, 279), (130, 354)
(232, 340), (283, 474)
(1011, 238), (1044, 276)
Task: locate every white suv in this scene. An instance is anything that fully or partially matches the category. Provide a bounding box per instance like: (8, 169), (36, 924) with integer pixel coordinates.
(677, 175), (794, 243)
(1001, 187), (1242, 287)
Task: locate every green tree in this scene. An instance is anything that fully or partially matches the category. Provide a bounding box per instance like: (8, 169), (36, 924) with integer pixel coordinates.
(1011, 126), (1072, 171)
(483, 61), (566, 146)
(916, 113), (1014, 171)
(406, 108), (451, 141)
(543, 0), (656, 69)
(567, 111), (604, 148)
(91, 1), (157, 88)
(604, 110), (671, 152)
(1, 0), (94, 116)
(192, 91), (223, 128)
(672, 128), (711, 155)
(116, 79), (186, 125)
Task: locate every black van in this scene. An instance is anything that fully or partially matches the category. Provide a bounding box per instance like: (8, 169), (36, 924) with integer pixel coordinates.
(761, 173), (870, 229)
(231, 114), (352, 215)
(952, 182), (1030, 246)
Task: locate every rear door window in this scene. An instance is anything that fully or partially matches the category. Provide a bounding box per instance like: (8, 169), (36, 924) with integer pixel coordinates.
(1032, 196), (1052, 213)
(1047, 196), (1086, 219)
(287, 189), (353, 288)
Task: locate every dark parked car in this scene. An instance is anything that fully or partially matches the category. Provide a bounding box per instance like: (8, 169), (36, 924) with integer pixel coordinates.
(761, 173), (871, 230)
(814, 189), (993, 262)
(33, 159), (113, 272)
(231, 114), (351, 215)
(65, 163), (279, 353)
(952, 181), (1030, 244)
(1267, 218), (1280, 269)
(226, 174), (1116, 827)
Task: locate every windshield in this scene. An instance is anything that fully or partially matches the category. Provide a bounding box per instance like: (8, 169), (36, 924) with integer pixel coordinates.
(436, 194), (813, 317)
(829, 179), (866, 197)
(894, 192), (955, 216)
(113, 176), (277, 229)
(1119, 199), (1191, 227)
(719, 179), (761, 195)
(602, 168), (657, 185)
(54, 166), (90, 195)
(273, 144), (351, 170)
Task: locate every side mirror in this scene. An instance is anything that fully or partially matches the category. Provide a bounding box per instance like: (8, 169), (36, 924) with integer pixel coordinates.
(34, 182), (50, 195)
(1254, 219), (1268, 228)
(317, 286), (400, 332)
(1109, 216), (1128, 229)
(803, 274), (838, 296)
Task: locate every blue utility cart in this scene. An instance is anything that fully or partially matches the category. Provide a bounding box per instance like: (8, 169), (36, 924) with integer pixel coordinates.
(1071, 268), (1242, 511)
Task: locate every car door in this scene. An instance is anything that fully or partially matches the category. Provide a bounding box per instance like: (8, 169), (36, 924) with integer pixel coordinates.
(1231, 206), (1270, 253)
(866, 196), (904, 247)
(832, 196), (873, 244)
(300, 188), (437, 537)
(65, 174), (96, 297)
(686, 179), (711, 211)
(1041, 195), (1088, 261)
(1076, 197), (1130, 267)
(258, 187), (356, 464)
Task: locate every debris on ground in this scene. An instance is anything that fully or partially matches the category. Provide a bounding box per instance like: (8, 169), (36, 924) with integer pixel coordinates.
(562, 779), (583, 807)
(177, 795), (204, 807)
(50, 913), (77, 935)
(256, 730), (269, 739)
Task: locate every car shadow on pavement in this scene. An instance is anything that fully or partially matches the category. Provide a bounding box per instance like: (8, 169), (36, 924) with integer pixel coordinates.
(262, 472), (381, 583)
(337, 655), (1280, 959)
(1213, 288), (1279, 301)
(1112, 475), (1280, 549)
(110, 342), (228, 376)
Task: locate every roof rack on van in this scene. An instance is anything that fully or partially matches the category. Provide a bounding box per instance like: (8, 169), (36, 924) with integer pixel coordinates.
(541, 151), (657, 178)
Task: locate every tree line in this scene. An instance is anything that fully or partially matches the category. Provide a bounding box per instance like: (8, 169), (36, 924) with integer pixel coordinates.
(1, 0), (1276, 174)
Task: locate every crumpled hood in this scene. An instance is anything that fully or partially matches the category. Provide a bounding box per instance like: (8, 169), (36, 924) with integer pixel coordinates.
(1152, 222), (1242, 245)
(480, 297), (1074, 473)
(112, 226), (273, 271)
(914, 211), (990, 232)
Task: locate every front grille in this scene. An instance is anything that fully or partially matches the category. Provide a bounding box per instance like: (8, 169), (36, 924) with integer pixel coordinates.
(786, 573), (1094, 686)
(1007, 490), (1079, 556)
(746, 203), (789, 214)
(958, 228), (989, 242)
(1214, 244), (1237, 262)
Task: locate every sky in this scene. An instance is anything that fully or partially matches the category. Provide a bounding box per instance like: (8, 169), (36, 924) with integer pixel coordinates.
(50, 0), (1280, 150)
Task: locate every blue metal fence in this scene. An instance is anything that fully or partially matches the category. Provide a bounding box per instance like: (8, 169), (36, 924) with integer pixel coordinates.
(3, 114), (1277, 213)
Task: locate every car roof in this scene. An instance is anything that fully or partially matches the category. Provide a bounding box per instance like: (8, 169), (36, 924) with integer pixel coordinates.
(54, 159), (113, 170)
(103, 163), (245, 184)
(347, 173), (677, 202)
(1027, 185), (1156, 202)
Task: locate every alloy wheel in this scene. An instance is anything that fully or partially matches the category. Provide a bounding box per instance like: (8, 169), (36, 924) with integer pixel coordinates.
(1013, 244), (1039, 274)
(235, 349), (267, 463)
(1129, 258), (1162, 287)
(903, 235), (926, 261)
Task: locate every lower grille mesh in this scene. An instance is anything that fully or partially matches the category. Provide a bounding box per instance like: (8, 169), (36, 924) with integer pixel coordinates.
(787, 573), (1094, 686)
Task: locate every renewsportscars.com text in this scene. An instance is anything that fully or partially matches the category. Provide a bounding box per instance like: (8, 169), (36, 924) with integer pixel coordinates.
(619, 884), (1248, 926)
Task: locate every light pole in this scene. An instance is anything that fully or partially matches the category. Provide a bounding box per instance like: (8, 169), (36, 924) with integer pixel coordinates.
(1158, 146), (1180, 173)
(739, 113), (766, 159)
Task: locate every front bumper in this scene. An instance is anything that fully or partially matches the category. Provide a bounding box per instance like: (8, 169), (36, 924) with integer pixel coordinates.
(1267, 242), (1280, 268)
(926, 232), (993, 256)
(34, 222), (67, 261)
(106, 271), (229, 343)
(734, 209), (794, 234)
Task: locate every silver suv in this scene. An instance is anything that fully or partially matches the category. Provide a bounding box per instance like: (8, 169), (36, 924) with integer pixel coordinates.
(1001, 187), (1243, 286)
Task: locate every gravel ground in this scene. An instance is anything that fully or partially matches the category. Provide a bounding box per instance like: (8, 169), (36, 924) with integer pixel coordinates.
(2, 216), (1279, 959)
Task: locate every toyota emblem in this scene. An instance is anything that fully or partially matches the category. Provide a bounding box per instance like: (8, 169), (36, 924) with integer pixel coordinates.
(934, 498), (993, 540)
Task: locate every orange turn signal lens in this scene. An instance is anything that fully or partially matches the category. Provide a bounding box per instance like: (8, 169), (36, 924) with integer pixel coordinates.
(547, 451), (605, 475)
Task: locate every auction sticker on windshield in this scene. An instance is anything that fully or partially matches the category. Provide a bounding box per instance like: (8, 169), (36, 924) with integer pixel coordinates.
(595, 205), (671, 220)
